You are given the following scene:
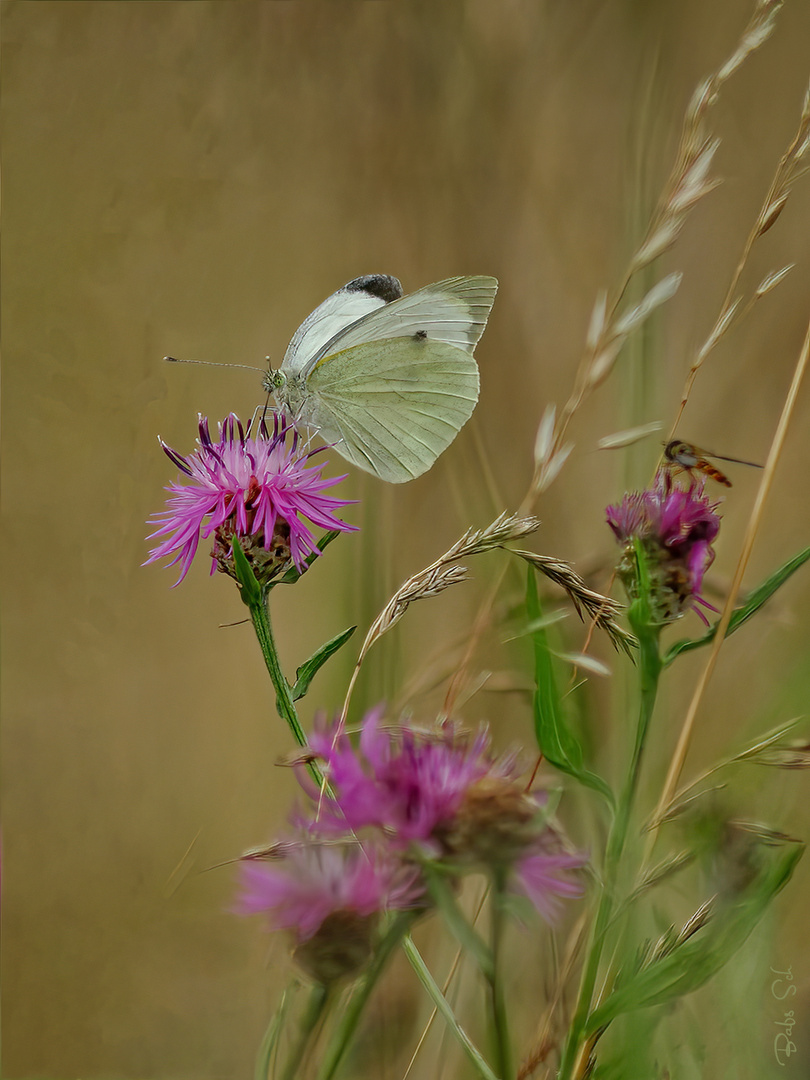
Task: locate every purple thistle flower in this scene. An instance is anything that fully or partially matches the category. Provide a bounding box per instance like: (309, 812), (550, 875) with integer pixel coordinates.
(304, 710), (585, 922)
(606, 471), (721, 624)
(436, 778), (586, 922)
(236, 841), (419, 981)
(514, 845), (586, 923)
(145, 413), (356, 585)
(236, 842), (416, 937)
(307, 708), (514, 850)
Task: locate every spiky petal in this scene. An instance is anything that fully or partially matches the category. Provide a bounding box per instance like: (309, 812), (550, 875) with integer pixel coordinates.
(145, 413), (356, 585)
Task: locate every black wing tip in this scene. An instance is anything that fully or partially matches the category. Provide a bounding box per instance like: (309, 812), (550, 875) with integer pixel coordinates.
(343, 274), (403, 304)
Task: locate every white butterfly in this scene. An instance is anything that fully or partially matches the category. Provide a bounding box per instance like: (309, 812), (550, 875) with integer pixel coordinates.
(263, 274), (498, 483)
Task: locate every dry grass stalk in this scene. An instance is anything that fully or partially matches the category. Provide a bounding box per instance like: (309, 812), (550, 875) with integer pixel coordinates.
(596, 422), (663, 451)
(519, 910), (590, 1080)
(735, 721), (803, 760)
(755, 264), (794, 297)
(729, 820), (803, 845)
(647, 314), (810, 844)
(529, 0), (783, 503)
(339, 513), (540, 725)
(747, 740), (810, 769)
(511, 549), (636, 655)
(650, 783), (728, 830)
(669, 71), (810, 436)
(363, 513), (540, 649)
(652, 719), (808, 826)
(648, 897), (715, 964)
(450, 1), (786, 715)
(638, 0), (783, 269)
(631, 850), (696, 899)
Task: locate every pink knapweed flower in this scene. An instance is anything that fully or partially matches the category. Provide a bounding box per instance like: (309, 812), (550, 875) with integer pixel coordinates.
(306, 710), (585, 922)
(236, 842), (416, 937)
(514, 845), (586, 922)
(145, 413), (356, 585)
(606, 472), (721, 624)
(307, 708), (515, 849)
(236, 841), (418, 981)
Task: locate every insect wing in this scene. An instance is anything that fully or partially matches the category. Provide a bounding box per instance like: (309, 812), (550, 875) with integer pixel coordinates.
(304, 336), (480, 483)
(708, 451), (763, 468)
(282, 276), (402, 378)
(301, 275), (498, 378)
(664, 441), (732, 485)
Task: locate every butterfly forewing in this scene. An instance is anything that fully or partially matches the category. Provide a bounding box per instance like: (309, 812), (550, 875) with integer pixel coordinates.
(273, 274), (497, 482)
(305, 337), (480, 482)
(301, 275), (498, 377)
(282, 275), (403, 378)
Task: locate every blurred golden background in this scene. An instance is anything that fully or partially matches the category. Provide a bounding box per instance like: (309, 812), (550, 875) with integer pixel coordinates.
(3, 1), (809, 1077)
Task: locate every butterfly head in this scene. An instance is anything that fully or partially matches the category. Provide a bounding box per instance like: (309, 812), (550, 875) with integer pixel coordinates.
(262, 368), (286, 394)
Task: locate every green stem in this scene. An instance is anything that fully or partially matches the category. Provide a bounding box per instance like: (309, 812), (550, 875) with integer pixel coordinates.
(558, 546), (661, 1079)
(249, 592), (308, 748)
(247, 591), (325, 787)
(401, 934), (500, 1080)
(316, 913), (412, 1080)
(231, 537), (324, 782)
(231, 535), (306, 749)
(489, 871), (514, 1080)
(423, 864), (494, 980)
(278, 982), (331, 1080)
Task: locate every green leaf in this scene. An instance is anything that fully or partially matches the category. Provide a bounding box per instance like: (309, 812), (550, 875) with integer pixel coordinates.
(664, 546), (810, 666)
(528, 569), (579, 768)
(584, 842), (804, 1034)
(274, 530), (344, 587)
(232, 536), (263, 607)
(292, 625), (357, 701)
(527, 570), (614, 807)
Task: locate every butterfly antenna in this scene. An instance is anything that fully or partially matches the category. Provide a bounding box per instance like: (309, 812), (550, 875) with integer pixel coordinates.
(163, 355), (265, 373)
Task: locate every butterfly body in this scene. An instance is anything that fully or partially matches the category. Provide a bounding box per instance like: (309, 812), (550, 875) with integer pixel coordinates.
(664, 439), (762, 487)
(264, 274), (498, 483)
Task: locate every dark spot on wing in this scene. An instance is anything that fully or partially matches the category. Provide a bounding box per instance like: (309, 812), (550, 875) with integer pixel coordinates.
(414, 329), (428, 341)
(343, 274), (403, 303)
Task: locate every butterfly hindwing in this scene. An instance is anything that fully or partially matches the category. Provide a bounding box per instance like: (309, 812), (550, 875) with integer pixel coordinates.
(305, 336), (480, 482)
(273, 274), (497, 482)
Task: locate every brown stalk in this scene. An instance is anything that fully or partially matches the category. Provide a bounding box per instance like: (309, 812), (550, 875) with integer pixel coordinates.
(542, 0), (785, 495)
(669, 77), (810, 438)
(648, 314), (810, 845)
(443, 6), (782, 714)
(339, 513), (540, 727)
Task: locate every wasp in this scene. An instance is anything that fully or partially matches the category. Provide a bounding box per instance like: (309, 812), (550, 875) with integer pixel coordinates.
(664, 440), (763, 487)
